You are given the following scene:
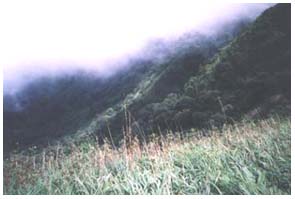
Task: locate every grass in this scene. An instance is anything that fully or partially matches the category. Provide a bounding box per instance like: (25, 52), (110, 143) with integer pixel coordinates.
(4, 117), (291, 195)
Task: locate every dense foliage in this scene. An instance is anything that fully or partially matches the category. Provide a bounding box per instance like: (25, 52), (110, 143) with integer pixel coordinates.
(3, 3), (291, 195)
(132, 3), (290, 132)
(4, 14), (249, 152)
(3, 4), (290, 153)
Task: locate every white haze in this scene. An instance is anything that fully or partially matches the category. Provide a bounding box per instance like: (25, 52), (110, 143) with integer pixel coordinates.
(1, 1), (274, 94)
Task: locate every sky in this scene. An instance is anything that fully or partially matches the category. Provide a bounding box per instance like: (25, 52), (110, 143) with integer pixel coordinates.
(1, 1), (273, 94)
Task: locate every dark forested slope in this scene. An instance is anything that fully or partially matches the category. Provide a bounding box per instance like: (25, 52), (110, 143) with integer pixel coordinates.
(134, 3), (291, 130)
(3, 3), (290, 152)
(4, 20), (244, 151)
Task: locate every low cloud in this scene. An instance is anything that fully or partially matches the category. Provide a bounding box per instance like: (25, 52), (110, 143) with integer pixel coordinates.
(2, 1), (274, 94)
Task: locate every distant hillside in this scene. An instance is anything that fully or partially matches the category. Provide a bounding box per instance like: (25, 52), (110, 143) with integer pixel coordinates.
(83, 3), (290, 145)
(3, 32), (222, 152)
(129, 3), (291, 134)
(3, 3), (290, 153)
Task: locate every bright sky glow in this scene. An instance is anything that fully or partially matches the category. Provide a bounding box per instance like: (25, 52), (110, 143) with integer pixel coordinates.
(0, 0), (272, 93)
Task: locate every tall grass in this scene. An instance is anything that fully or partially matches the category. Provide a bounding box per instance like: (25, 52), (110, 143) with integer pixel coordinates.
(4, 117), (290, 194)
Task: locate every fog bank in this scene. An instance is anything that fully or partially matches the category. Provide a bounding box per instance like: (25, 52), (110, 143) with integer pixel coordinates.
(2, 1), (274, 94)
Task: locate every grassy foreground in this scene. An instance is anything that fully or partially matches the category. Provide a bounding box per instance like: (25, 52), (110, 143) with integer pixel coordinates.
(4, 117), (290, 195)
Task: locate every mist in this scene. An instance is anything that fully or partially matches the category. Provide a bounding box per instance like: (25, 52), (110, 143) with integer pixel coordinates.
(2, 1), (274, 94)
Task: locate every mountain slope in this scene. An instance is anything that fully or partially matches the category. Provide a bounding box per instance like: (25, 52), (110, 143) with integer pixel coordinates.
(4, 20), (247, 152)
(129, 3), (291, 135)
(3, 4), (290, 152)
(76, 3), (290, 145)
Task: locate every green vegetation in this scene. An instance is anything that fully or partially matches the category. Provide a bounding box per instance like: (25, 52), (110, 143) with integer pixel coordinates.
(134, 3), (291, 132)
(3, 4), (291, 195)
(4, 117), (290, 194)
(3, 5), (252, 151)
(4, 4), (290, 152)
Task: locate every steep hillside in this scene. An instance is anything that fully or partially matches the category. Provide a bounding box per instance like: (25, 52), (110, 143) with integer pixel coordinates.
(73, 3), (290, 146)
(3, 4), (290, 152)
(4, 19), (249, 152)
(3, 3), (291, 195)
(129, 3), (291, 135)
